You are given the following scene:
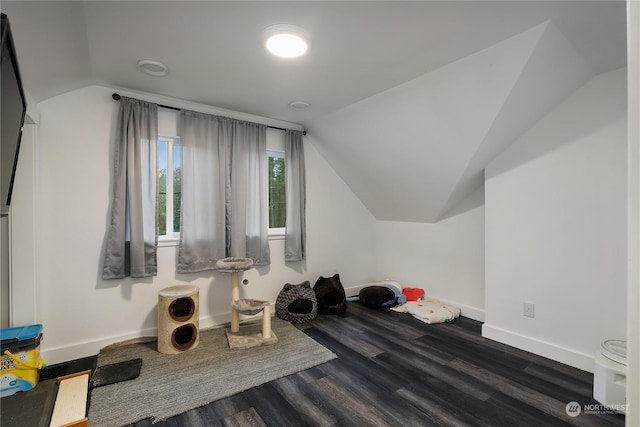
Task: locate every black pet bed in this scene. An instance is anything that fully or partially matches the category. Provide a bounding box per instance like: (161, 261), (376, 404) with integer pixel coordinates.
(313, 274), (347, 315)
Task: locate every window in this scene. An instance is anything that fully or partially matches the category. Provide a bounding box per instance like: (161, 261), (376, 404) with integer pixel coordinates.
(157, 135), (283, 239)
(158, 136), (181, 238)
(268, 149), (286, 232)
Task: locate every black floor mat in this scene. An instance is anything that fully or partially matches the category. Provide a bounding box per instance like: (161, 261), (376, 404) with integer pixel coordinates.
(89, 358), (143, 389)
(0, 379), (58, 427)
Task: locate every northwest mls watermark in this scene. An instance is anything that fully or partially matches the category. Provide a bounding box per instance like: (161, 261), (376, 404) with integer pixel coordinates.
(565, 401), (627, 417)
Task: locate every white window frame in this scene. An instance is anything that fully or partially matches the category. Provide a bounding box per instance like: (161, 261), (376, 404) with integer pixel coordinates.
(158, 135), (180, 243)
(158, 134), (286, 243)
(267, 148), (286, 238)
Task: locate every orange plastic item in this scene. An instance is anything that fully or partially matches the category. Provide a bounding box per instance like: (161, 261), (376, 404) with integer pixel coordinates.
(402, 288), (425, 301)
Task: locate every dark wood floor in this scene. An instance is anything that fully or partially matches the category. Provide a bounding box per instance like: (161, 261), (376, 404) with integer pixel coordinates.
(1, 302), (625, 427)
(132, 302), (625, 427)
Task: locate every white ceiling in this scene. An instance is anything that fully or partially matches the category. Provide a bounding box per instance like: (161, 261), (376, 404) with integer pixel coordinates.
(2, 1), (627, 222)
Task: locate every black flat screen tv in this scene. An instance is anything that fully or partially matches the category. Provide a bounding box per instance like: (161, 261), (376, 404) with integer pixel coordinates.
(1, 13), (27, 215)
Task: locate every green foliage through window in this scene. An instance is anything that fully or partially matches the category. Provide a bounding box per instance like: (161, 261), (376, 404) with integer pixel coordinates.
(158, 137), (181, 237)
(159, 141), (283, 236)
(269, 152), (286, 228)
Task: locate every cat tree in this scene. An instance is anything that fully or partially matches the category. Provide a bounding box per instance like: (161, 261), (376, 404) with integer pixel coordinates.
(216, 257), (277, 349)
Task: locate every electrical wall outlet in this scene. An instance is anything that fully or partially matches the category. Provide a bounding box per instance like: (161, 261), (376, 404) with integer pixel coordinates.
(523, 302), (535, 318)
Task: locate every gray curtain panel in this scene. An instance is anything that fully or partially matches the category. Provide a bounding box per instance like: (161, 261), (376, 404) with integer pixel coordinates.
(284, 130), (306, 261)
(177, 111), (227, 273)
(177, 111), (270, 273)
(227, 120), (270, 265)
(103, 97), (158, 279)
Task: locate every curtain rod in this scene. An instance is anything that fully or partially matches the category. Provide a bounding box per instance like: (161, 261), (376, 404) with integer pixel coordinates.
(111, 93), (306, 136)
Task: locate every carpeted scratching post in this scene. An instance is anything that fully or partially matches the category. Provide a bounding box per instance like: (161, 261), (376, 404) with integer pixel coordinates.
(158, 285), (199, 354)
(216, 257), (277, 349)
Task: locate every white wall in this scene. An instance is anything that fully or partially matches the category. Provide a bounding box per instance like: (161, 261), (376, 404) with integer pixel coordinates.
(2, 92), (39, 329)
(9, 123), (37, 327)
(24, 68), (630, 376)
(626, 1), (640, 423)
(484, 67), (627, 372)
(33, 85), (377, 364)
(374, 187), (485, 320)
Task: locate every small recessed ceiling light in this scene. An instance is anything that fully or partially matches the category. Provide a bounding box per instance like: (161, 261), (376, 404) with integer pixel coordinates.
(289, 100), (311, 110)
(263, 24), (309, 58)
(137, 59), (169, 76)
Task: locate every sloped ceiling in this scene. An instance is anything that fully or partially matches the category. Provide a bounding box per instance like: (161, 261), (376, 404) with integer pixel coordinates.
(2, 1), (627, 222)
(309, 19), (599, 222)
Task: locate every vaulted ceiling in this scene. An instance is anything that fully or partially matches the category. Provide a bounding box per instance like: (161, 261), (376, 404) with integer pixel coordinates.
(2, 1), (627, 222)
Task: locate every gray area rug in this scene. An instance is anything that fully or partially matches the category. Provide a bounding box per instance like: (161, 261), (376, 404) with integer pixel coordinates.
(88, 318), (337, 427)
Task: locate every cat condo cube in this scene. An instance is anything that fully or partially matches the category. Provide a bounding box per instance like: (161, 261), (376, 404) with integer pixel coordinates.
(158, 285), (200, 354)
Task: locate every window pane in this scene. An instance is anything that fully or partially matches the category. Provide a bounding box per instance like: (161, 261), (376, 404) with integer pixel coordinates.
(173, 144), (181, 233)
(158, 140), (168, 236)
(269, 156), (286, 228)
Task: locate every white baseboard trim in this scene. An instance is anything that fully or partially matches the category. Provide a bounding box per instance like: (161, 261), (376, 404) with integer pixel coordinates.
(41, 304), (275, 365)
(343, 284), (370, 297)
(428, 295), (485, 322)
(343, 285), (485, 322)
(41, 293), (485, 366)
(482, 323), (595, 373)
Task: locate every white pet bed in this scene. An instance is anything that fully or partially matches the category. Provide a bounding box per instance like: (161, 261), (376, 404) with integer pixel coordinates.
(391, 298), (461, 324)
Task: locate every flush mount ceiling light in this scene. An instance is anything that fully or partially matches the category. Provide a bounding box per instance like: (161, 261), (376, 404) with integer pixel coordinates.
(263, 24), (310, 58)
(289, 100), (311, 110)
(137, 59), (169, 76)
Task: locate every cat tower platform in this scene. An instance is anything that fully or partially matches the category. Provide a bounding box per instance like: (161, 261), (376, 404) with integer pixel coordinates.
(216, 257), (277, 350)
